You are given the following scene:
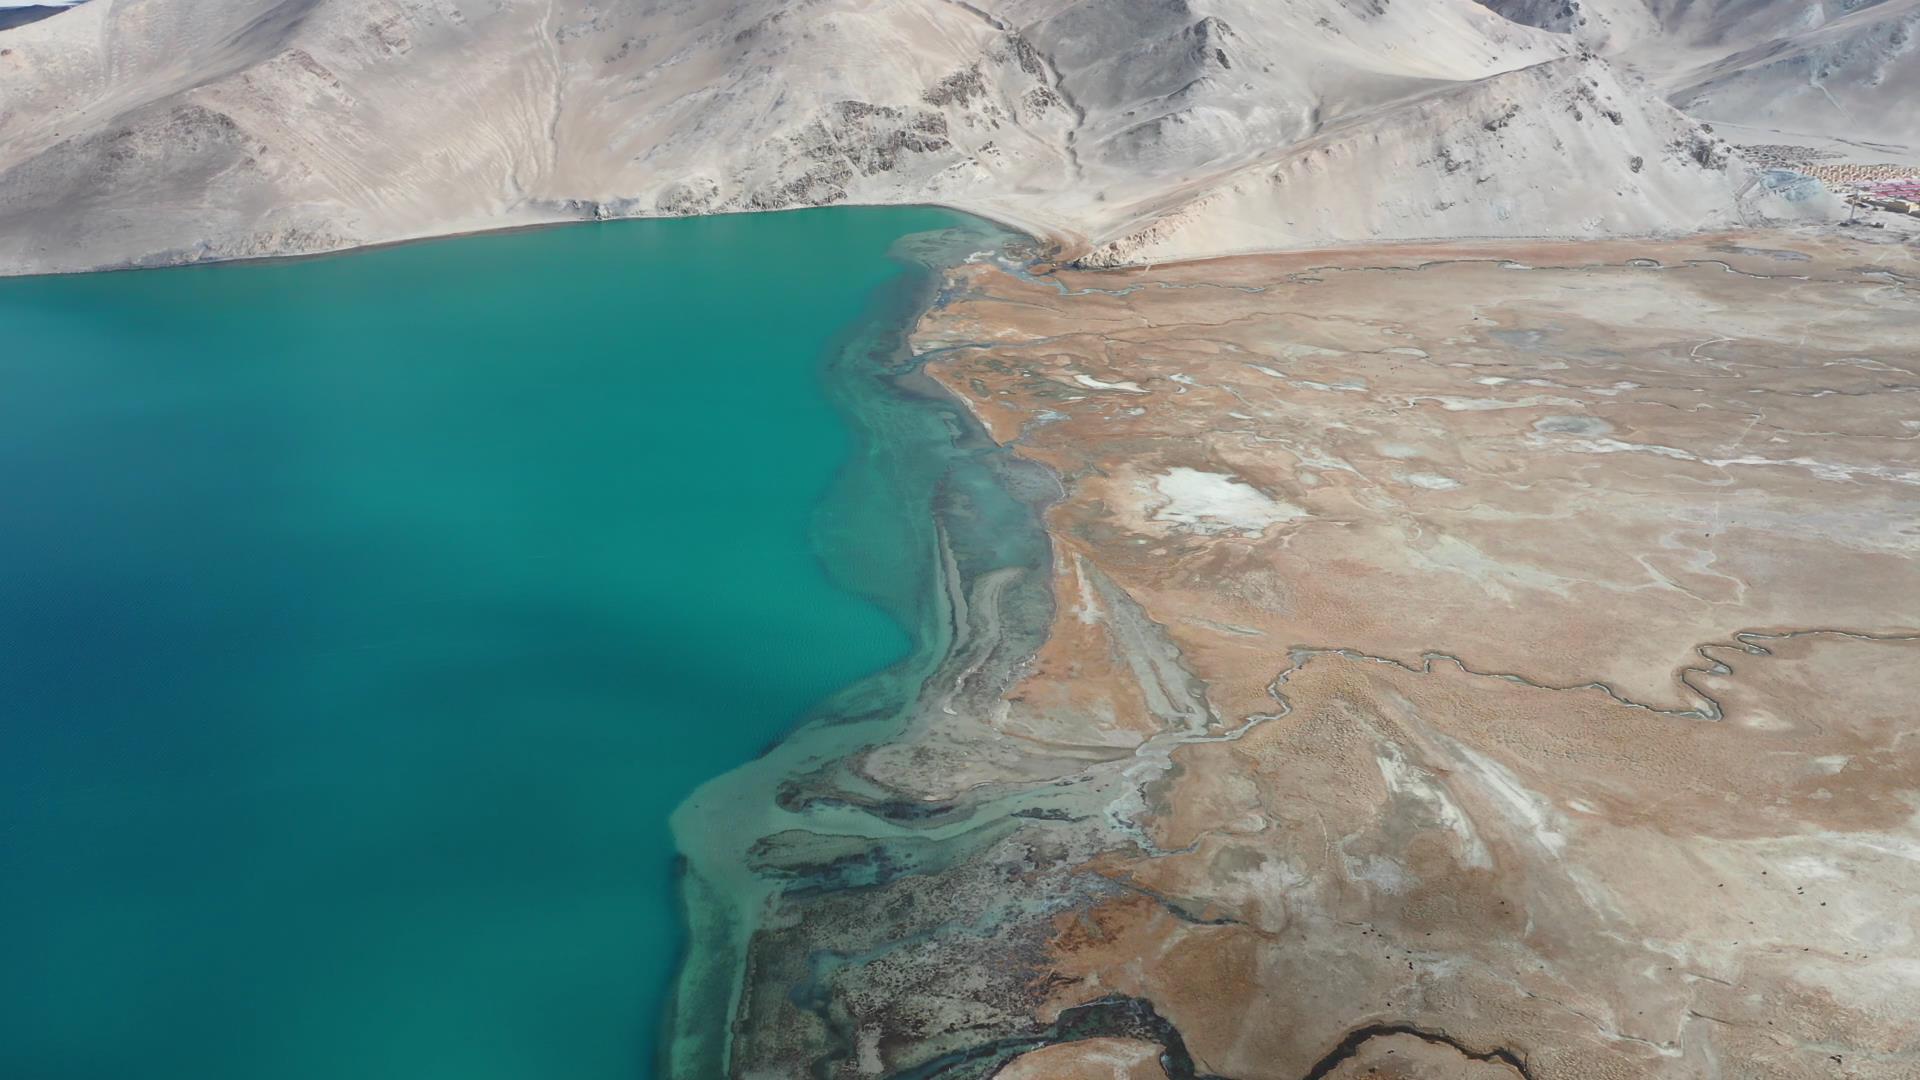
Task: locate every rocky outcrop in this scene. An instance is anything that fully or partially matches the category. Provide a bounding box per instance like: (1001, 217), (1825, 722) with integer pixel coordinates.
(1476, 0), (1585, 34)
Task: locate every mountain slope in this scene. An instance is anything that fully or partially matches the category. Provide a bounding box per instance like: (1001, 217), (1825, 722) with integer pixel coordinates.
(1666, 0), (1920, 152)
(1475, 0), (1920, 152)
(1076, 54), (1826, 265)
(0, 0), (1844, 274)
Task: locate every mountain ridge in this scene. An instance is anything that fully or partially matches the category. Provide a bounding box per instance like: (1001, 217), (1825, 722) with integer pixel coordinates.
(0, 0), (1904, 274)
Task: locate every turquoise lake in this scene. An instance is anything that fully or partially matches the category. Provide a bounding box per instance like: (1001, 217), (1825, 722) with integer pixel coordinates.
(0, 207), (996, 1079)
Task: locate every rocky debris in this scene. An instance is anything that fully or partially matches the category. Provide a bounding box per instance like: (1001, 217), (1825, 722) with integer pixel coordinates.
(1564, 77), (1623, 124)
(554, 10), (612, 42)
(1183, 15), (1235, 70)
(366, 15), (411, 55)
(655, 176), (719, 215)
(1476, 0), (1584, 34)
(534, 195), (645, 219)
(923, 65), (987, 107)
(1482, 103), (1523, 131)
(1006, 33), (1047, 79)
(1675, 129), (1730, 169)
(740, 164), (854, 210)
(1021, 85), (1064, 117)
(729, 100), (955, 210)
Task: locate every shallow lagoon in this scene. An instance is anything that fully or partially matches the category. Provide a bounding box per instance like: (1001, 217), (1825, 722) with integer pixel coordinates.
(0, 207), (1005, 1079)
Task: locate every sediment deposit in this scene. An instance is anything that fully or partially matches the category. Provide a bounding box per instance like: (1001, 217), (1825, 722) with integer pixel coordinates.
(711, 226), (1920, 1079)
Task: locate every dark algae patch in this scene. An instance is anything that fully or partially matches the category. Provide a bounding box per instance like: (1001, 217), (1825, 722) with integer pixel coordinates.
(877, 995), (1221, 1080)
(1297, 1025), (1535, 1079)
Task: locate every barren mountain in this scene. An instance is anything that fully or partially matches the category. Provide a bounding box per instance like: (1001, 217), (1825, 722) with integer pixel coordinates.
(1663, 0), (1920, 155)
(1482, 0), (1920, 156)
(0, 0), (1874, 274)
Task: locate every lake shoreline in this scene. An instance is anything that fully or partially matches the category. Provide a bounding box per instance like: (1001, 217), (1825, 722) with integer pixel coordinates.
(661, 216), (1060, 1079)
(0, 200), (1062, 282)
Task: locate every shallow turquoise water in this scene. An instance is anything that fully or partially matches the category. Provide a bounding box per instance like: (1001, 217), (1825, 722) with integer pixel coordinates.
(0, 207), (981, 1079)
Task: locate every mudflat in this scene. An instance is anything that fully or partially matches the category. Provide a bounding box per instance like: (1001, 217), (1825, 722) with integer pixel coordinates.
(723, 226), (1920, 1078)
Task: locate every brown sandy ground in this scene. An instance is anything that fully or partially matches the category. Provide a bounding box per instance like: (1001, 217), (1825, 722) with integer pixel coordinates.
(722, 226), (1919, 1080)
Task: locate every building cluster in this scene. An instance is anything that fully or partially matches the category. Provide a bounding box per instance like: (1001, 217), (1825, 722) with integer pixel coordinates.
(1800, 162), (1920, 187)
(1838, 175), (1920, 218)
(1736, 143), (1920, 216)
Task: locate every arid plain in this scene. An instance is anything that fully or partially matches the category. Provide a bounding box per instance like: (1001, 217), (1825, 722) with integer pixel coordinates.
(760, 226), (1920, 1079)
